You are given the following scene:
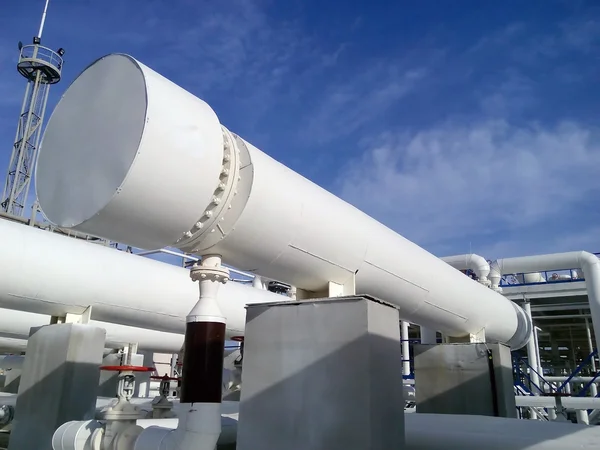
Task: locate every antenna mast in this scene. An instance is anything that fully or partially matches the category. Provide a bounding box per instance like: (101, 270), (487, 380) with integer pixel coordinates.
(1, 0), (65, 218)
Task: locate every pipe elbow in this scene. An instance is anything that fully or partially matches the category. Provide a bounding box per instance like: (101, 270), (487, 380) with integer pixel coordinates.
(489, 260), (502, 292)
(469, 254), (491, 284)
(506, 302), (532, 350)
(578, 251), (600, 272)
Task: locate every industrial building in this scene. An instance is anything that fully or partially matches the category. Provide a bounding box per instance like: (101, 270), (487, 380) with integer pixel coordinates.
(0, 4), (599, 449)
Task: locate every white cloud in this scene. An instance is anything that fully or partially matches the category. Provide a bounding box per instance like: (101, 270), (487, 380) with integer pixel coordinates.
(336, 119), (600, 256)
(304, 65), (429, 144)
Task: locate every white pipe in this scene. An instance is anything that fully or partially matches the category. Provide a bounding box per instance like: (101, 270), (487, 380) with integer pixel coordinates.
(401, 321), (411, 377)
(35, 53), (531, 349)
(576, 409), (590, 425)
(0, 355), (24, 370)
(0, 307), (185, 353)
(0, 337), (27, 352)
(515, 396), (600, 409)
(490, 252), (600, 352)
(51, 402), (239, 450)
(545, 376), (600, 383)
(51, 407), (600, 450)
(404, 413), (600, 449)
(0, 219), (284, 340)
(585, 318), (598, 397)
(440, 253), (491, 285)
(523, 303), (541, 394)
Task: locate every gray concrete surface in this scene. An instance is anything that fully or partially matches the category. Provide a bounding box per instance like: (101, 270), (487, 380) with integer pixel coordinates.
(414, 343), (516, 417)
(9, 323), (106, 450)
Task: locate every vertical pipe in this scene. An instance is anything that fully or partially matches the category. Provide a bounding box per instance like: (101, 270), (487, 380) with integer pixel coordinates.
(38, 0), (50, 39)
(523, 303), (541, 394)
(177, 254), (228, 449)
(585, 318), (598, 397)
(401, 321), (411, 377)
(420, 326), (437, 345)
(576, 409), (590, 425)
(534, 326), (544, 389)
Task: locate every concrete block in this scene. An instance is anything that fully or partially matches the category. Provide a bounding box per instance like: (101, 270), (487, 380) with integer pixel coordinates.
(9, 323), (106, 450)
(237, 295), (404, 450)
(414, 343), (516, 417)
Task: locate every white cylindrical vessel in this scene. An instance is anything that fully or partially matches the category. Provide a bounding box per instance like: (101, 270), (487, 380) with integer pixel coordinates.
(36, 53), (530, 348)
(0, 219), (283, 338)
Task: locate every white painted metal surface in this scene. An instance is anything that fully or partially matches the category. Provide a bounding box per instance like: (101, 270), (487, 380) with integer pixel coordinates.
(0, 337), (27, 352)
(491, 252), (600, 351)
(0, 219), (283, 338)
(36, 54), (530, 348)
(440, 253), (490, 284)
(404, 413), (600, 449)
(0, 307), (185, 353)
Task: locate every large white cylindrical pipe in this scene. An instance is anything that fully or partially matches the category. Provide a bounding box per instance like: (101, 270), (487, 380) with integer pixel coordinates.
(0, 337), (27, 353)
(491, 252), (600, 351)
(404, 413), (600, 449)
(35, 53), (530, 349)
(0, 219), (283, 338)
(0, 307), (185, 353)
(51, 408), (600, 450)
(440, 253), (491, 284)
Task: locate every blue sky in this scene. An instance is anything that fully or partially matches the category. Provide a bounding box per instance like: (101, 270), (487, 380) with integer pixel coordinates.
(0, 0), (599, 262)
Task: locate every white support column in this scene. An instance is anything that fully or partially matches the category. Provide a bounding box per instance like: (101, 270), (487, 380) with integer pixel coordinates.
(523, 302), (541, 395)
(585, 318), (598, 397)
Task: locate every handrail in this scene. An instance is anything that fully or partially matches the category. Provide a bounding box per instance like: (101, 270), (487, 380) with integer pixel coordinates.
(558, 350), (598, 392)
(500, 253), (600, 287)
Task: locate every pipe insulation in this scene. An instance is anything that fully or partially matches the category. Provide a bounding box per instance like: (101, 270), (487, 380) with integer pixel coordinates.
(440, 253), (491, 284)
(0, 219), (284, 339)
(0, 307), (185, 354)
(490, 252), (600, 352)
(35, 53), (530, 348)
(51, 407), (600, 450)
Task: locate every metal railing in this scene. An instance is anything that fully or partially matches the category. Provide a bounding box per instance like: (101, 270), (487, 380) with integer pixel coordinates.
(500, 254), (600, 287)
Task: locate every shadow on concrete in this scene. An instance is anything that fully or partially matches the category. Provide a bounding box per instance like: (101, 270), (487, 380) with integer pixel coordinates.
(8, 323), (104, 450)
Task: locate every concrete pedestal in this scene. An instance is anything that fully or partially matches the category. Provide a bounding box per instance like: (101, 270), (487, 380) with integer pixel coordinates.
(414, 343), (516, 417)
(9, 323), (106, 450)
(237, 295), (404, 450)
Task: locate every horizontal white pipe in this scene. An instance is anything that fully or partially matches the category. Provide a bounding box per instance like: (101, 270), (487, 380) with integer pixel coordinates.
(515, 395), (600, 409)
(35, 53), (530, 349)
(440, 253), (490, 283)
(0, 355), (24, 370)
(545, 376), (599, 383)
(0, 337), (27, 353)
(0, 307), (185, 353)
(0, 219), (284, 340)
(404, 413), (600, 449)
(52, 406), (600, 450)
(491, 252), (600, 352)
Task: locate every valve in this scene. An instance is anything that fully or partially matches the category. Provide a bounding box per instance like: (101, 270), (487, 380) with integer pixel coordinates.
(99, 365), (155, 401)
(148, 375), (180, 418)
